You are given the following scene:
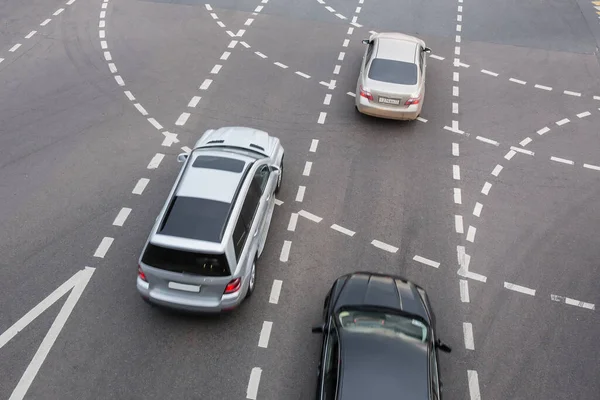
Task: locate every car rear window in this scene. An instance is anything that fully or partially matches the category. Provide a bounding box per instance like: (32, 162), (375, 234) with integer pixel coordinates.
(141, 244), (230, 276)
(368, 58), (418, 85)
(192, 155), (246, 173)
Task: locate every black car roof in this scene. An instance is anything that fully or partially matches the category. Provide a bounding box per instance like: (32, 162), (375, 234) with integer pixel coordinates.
(332, 271), (430, 323)
(338, 329), (429, 400)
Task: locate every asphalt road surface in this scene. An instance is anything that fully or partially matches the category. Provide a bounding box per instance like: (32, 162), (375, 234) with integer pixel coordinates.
(1, 0), (599, 399)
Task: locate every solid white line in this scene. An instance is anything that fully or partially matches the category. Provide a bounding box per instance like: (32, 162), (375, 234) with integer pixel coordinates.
(481, 182), (492, 195)
(510, 146), (534, 155)
(188, 96), (201, 107)
(463, 322), (474, 350)
(550, 156), (574, 165)
(269, 280), (282, 304)
(124, 91), (135, 101)
(41, 19), (52, 26)
(7, 267), (94, 400)
(280, 241), (291, 262)
(509, 78), (526, 85)
(519, 137), (532, 146)
(255, 51), (267, 58)
(504, 150), (516, 160)
(473, 202), (483, 217)
(112, 207), (132, 227)
(333, 65), (341, 74)
(295, 71), (310, 79)
(53, 8), (64, 15)
(331, 224), (355, 237)
(323, 94), (332, 105)
(491, 164), (503, 176)
(258, 321), (273, 348)
(460, 280), (470, 302)
(287, 213), (298, 231)
(132, 178), (149, 194)
(468, 370), (481, 400)
(466, 226), (476, 242)
(371, 240), (398, 253)
(147, 153), (164, 169)
(413, 255), (440, 268)
(114, 75), (125, 86)
(504, 282), (536, 296)
(551, 294), (595, 310)
(564, 90), (581, 97)
(211, 64), (222, 74)
(93, 237), (114, 258)
(295, 186), (306, 202)
(481, 69), (498, 77)
(476, 136), (499, 146)
(452, 143), (459, 156)
(535, 84), (552, 91)
(430, 54), (444, 60)
(200, 79), (212, 90)
(537, 127), (550, 135)
(274, 62), (288, 69)
(318, 112), (327, 124)
(583, 163), (600, 171)
(453, 165), (460, 180)
(246, 367), (262, 400)
(175, 113), (191, 126)
(25, 31), (37, 39)
(147, 118), (163, 130)
(556, 118), (570, 126)
(310, 139), (319, 152)
(454, 188), (462, 204)
(455, 215), (464, 233)
(577, 111), (591, 118)
(9, 44), (22, 52)
(303, 161), (313, 176)
(298, 210), (322, 223)
(338, 52), (345, 61)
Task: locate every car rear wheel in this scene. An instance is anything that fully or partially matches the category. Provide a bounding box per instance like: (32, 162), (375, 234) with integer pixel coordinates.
(246, 261), (256, 298)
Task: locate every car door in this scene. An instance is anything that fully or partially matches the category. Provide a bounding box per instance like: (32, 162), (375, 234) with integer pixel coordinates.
(318, 316), (340, 400)
(430, 347), (441, 399)
(256, 164), (277, 257)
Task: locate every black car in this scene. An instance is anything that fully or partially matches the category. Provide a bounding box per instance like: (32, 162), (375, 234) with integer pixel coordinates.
(311, 271), (452, 400)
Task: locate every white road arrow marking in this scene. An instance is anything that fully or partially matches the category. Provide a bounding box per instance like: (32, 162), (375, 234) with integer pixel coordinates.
(161, 131), (180, 147)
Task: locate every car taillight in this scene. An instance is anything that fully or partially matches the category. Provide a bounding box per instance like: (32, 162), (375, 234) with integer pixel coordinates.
(359, 85), (373, 100)
(405, 97), (420, 105)
(224, 278), (241, 294)
(138, 265), (147, 282)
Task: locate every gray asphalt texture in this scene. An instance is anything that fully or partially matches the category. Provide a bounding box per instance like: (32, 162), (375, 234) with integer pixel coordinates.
(1, 0), (599, 399)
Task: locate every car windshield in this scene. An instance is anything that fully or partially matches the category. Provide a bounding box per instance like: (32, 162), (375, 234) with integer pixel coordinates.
(368, 58), (418, 85)
(337, 308), (428, 342)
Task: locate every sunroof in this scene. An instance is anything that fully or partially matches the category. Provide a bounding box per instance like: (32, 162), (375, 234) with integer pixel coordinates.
(192, 155), (245, 173)
(160, 196), (231, 242)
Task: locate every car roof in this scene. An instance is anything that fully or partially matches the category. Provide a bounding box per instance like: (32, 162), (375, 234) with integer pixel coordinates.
(375, 36), (418, 63)
(332, 271), (430, 323)
(338, 329), (429, 400)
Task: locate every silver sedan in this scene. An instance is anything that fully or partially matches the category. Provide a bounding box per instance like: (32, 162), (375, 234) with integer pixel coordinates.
(355, 32), (431, 121)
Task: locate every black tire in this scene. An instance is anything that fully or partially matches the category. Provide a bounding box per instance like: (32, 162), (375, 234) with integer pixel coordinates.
(246, 261), (256, 298)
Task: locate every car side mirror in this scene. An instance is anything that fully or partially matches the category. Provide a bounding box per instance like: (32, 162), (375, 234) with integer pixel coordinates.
(423, 47), (432, 53)
(362, 39), (370, 44)
(312, 323), (325, 333)
(177, 153), (189, 163)
(270, 165), (281, 173)
(436, 339), (452, 353)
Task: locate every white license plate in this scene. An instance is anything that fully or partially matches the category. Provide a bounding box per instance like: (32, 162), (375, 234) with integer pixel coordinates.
(378, 97), (400, 105)
(168, 281), (201, 293)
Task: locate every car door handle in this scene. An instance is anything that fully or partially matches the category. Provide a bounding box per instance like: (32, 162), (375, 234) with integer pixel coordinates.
(254, 229), (259, 237)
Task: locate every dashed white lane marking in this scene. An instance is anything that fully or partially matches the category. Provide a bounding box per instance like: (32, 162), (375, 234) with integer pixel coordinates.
(287, 213), (298, 231)
(416, 116), (428, 123)
(323, 94), (332, 105)
(53, 8), (65, 15)
(584, 163), (600, 171)
(333, 65), (341, 74)
(430, 54), (445, 60)
(103, 51), (112, 61)
(463, 322), (474, 350)
(303, 161), (313, 176)
(9, 44), (22, 52)
(205, 4), (212, 10)
(564, 90), (581, 97)
(274, 62), (288, 69)
(504, 282), (536, 296)
(93, 237), (114, 258)
(535, 84), (552, 91)
(108, 63), (117, 73)
(413, 255), (440, 268)
(295, 71), (311, 79)
(577, 111), (591, 118)
(473, 202), (483, 217)
(240, 41), (250, 48)
(210, 64), (222, 74)
(355, 6), (361, 12)
(269, 280), (282, 304)
(280, 241), (292, 262)
(551, 294), (595, 310)
(245, 18), (254, 26)
(220, 51), (230, 60)
(325, 5), (335, 12)
(481, 182), (492, 195)
(452, 143), (459, 156)
(132, 178), (149, 195)
(453, 73), (460, 82)
(147, 153), (164, 169)
(310, 139), (319, 152)
(509, 78), (526, 85)
(468, 370), (481, 400)
(481, 69), (498, 77)
(537, 127), (550, 135)
(453, 86), (459, 96)
(517, 137), (532, 147)
(456, 24), (462, 31)
(453, 165), (460, 180)
(226, 30), (235, 37)
(491, 164), (503, 177)
(124, 90), (135, 101)
(556, 118), (570, 126)
(99, 20), (105, 28)
(454, 188), (462, 204)
(175, 112), (190, 126)
(504, 150), (516, 160)
(318, 112), (327, 124)
(454, 46), (460, 55)
(236, 29), (246, 37)
(550, 156), (574, 165)
(295, 186), (306, 202)
(274, 198), (283, 206)
(147, 118), (163, 130)
(452, 102), (459, 114)
(114, 75), (125, 86)
(246, 367), (262, 400)
(255, 51), (267, 58)
(255, 5), (264, 12)
(466, 226), (476, 243)
(371, 240), (399, 253)
(188, 96), (201, 108)
(338, 52), (345, 61)
(335, 13), (346, 19)
(343, 39), (349, 47)
(25, 31), (37, 39)
(99, 30), (105, 38)
(41, 18), (51, 26)
(298, 210), (323, 223)
(331, 224), (355, 237)
(67, 0), (76, 5)
(455, 215), (464, 233)
(200, 79), (212, 90)
(476, 136), (499, 146)
(510, 146), (534, 155)
(181, 146), (191, 153)
(460, 280), (470, 302)
(228, 40), (238, 50)
(258, 321), (273, 348)
(112, 207), (132, 227)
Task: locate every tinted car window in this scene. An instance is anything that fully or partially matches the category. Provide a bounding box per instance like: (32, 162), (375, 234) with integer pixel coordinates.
(337, 308), (428, 342)
(368, 58), (418, 85)
(192, 155), (246, 173)
(141, 244), (230, 276)
(232, 218), (248, 260)
(253, 165), (270, 192)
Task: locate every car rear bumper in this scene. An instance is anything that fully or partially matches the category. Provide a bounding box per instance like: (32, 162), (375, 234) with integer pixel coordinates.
(356, 96), (421, 120)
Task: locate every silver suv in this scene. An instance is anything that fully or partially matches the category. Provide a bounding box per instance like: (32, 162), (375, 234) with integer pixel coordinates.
(137, 126), (284, 313)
